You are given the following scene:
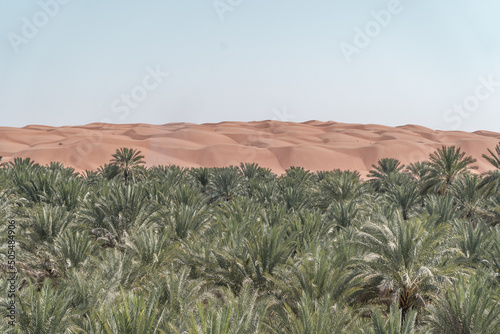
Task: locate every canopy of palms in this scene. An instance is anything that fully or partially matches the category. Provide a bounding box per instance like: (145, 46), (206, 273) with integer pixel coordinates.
(1, 145), (500, 333)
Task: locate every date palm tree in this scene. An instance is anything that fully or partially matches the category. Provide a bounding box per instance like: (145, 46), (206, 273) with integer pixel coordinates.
(25, 205), (73, 244)
(186, 282), (272, 334)
(165, 204), (208, 241)
(370, 302), (420, 334)
(80, 183), (160, 242)
(16, 280), (76, 334)
(97, 163), (121, 181)
(480, 143), (500, 195)
(452, 221), (491, 270)
(271, 292), (362, 334)
(426, 146), (477, 195)
(271, 241), (358, 305)
(425, 194), (459, 225)
(384, 174), (420, 221)
(449, 174), (487, 221)
(314, 170), (365, 211)
(207, 167), (247, 202)
(405, 161), (432, 206)
(355, 217), (453, 320)
(110, 148), (146, 185)
(482, 141), (500, 169)
(367, 158), (405, 192)
(426, 274), (500, 334)
(51, 230), (97, 271)
(127, 227), (178, 269)
(239, 162), (273, 180)
(245, 223), (295, 289)
(94, 287), (167, 334)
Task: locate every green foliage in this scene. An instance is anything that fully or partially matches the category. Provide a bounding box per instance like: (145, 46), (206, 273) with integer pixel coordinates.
(25, 204), (73, 244)
(370, 302), (420, 334)
(2, 145), (500, 333)
(426, 274), (500, 334)
(482, 141), (500, 169)
(16, 280), (76, 334)
(165, 203), (208, 240)
(426, 146), (477, 195)
(110, 147), (146, 185)
(355, 217), (454, 316)
(368, 158), (405, 192)
(207, 167), (247, 202)
(100, 288), (166, 334)
(273, 293), (361, 334)
(52, 229), (97, 270)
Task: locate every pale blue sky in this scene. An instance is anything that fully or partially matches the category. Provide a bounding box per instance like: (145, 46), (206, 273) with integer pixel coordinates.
(1, 0), (500, 131)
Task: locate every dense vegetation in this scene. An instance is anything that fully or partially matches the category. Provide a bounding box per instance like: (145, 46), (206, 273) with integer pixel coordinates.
(1, 145), (500, 333)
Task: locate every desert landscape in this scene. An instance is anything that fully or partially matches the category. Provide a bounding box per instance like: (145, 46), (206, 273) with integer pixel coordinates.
(3, 0), (500, 331)
(1, 120), (500, 175)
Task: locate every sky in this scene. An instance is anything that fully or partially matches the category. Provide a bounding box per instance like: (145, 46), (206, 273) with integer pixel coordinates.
(1, 0), (500, 132)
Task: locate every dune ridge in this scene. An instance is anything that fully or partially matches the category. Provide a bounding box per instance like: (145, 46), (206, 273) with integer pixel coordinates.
(1, 120), (499, 176)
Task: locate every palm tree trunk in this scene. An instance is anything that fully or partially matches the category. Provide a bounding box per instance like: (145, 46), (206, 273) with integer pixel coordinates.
(399, 289), (412, 322)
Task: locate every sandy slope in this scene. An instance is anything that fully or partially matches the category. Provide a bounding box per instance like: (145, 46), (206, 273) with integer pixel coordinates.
(1, 120), (499, 177)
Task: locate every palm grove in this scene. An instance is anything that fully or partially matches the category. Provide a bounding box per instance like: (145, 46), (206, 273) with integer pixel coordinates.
(0, 144), (500, 333)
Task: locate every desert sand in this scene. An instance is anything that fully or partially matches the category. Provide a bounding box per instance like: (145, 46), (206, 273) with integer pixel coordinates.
(1, 120), (499, 176)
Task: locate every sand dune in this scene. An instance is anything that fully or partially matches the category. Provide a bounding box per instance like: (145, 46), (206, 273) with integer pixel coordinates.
(1, 121), (499, 176)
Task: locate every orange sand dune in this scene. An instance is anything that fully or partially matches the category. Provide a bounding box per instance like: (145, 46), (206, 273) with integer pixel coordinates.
(1, 120), (499, 177)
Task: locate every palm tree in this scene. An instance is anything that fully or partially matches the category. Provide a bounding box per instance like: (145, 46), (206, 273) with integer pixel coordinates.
(486, 226), (500, 282)
(478, 170), (500, 197)
(424, 194), (459, 225)
(482, 141), (500, 169)
(281, 166), (313, 189)
(449, 174), (487, 221)
(280, 185), (311, 212)
(51, 230), (97, 271)
(370, 302), (420, 334)
(45, 161), (78, 178)
(479, 142), (500, 197)
(93, 287), (167, 334)
(126, 228), (177, 269)
(244, 223), (295, 289)
(91, 249), (144, 291)
(165, 204), (208, 240)
(16, 280), (77, 334)
(314, 170), (365, 211)
(25, 204), (73, 244)
(271, 292), (362, 334)
(79, 183), (160, 241)
(271, 241), (358, 305)
(147, 165), (189, 185)
(51, 176), (88, 210)
(384, 174), (420, 220)
(426, 146), (477, 195)
(239, 162), (272, 179)
(367, 158), (405, 192)
(405, 161), (432, 206)
(207, 167), (247, 202)
(326, 200), (362, 228)
(110, 148), (146, 185)
(452, 221), (491, 270)
(426, 274), (500, 334)
(97, 163), (121, 181)
(355, 217), (454, 320)
(62, 268), (107, 318)
(191, 167), (212, 193)
(186, 282), (272, 334)
(6, 157), (39, 169)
